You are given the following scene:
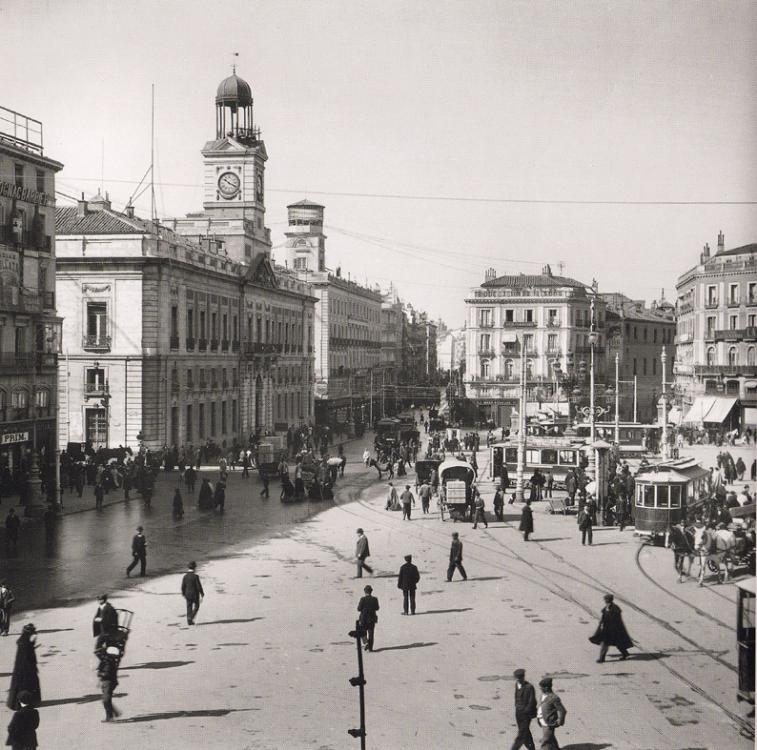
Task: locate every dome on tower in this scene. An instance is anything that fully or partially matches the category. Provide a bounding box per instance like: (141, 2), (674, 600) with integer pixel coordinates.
(216, 72), (252, 107)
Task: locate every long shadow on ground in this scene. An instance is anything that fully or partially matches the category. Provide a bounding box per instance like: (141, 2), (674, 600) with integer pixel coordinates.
(117, 707), (260, 722)
(415, 608), (472, 615)
(372, 642), (437, 653)
(195, 617), (264, 626)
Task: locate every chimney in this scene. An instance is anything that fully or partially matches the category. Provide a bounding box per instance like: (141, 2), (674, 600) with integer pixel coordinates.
(542, 263), (552, 276)
(124, 201), (135, 219)
(717, 230), (725, 254)
(76, 192), (88, 218)
(700, 242), (710, 264)
(484, 267), (496, 282)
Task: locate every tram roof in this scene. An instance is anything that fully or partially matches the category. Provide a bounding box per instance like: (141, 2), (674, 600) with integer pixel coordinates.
(491, 437), (585, 448)
(635, 458), (709, 482)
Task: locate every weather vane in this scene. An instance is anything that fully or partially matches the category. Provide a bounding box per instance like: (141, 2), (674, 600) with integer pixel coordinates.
(232, 51), (239, 74)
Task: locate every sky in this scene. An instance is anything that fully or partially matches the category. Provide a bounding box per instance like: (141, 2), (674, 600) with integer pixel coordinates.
(1, 0), (755, 327)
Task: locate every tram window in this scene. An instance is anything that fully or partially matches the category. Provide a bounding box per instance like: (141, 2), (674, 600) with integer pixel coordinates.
(642, 486), (655, 507)
(742, 595), (755, 629)
(542, 449), (557, 465)
(669, 486), (681, 508)
(526, 449), (541, 464)
(505, 448), (518, 463)
(559, 450), (576, 465)
(657, 485), (670, 508)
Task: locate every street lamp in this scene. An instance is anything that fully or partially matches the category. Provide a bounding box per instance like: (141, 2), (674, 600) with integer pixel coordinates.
(614, 352), (620, 445)
(515, 332), (526, 503)
(661, 346), (669, 460)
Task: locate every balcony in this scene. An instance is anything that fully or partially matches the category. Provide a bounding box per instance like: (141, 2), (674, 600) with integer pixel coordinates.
(210, 340), (219, 351)
(0, 353), (35, 371)
(82, 335), (111, 351)
(478, 320), (494, 328)
(704, 300), (719, 309)
(694, 365), (757, 378)
(35, 352), (57, 370)
(748, 296), (757, 307)
(502, 320), (537, 328)
(231, 340), (240, 353)
(198, 339), (207, 351)
(199, 379), (208, 390)
(478, 348), (495, 358)
(186, 337), (195, 351)
(243, 342), (279, 357)
(169, 336), (179, 350)
(84, 382), (109, 398)
(221, 339), (229, 352)
(546, 318), (561, 328)
(171, 380), (180, 394)
(714, 327), (757, 342)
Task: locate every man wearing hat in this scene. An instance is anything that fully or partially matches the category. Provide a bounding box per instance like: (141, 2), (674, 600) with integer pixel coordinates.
(355, 528), (373, 578)
(397, 554), (420, 615)
(357, 585), (380, 652)
(536, 677), (566, 749)
(6, 689), (39, 749)
(126, 526), (147, 577)
(589, 593), (633, 663)
(96, 644), (121, 721)
(447, 532), (467, 581)
(181, 561), (205, 625)
(92, 594), (118, 639)
(0, 580), (16, 636)
(511, 668), (537, 750)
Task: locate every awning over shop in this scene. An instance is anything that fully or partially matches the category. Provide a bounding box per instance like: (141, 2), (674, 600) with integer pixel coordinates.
(683, 396), (737, 424)
(667, 406), (683, 425)
(744, 407), (757, 426)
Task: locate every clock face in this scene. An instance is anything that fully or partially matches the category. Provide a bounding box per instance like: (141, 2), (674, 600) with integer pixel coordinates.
(256, 173), (263, 202)
(218, 171), (240, 199)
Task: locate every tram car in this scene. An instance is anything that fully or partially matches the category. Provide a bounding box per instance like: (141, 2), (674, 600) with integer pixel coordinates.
(736, 577), (755, 704)
(633, 458), (710, 539)
(438, 458), (476, 522)
(573, 422), (662, 457)
(488, 436), (586, 489)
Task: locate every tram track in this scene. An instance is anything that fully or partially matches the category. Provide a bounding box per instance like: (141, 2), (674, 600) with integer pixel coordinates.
(328, 486), (754, 740)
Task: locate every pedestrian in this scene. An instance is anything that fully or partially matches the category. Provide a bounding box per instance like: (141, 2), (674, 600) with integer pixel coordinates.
(6, 689), (39, 749)
(397, 554), (420, 615)
(94, 481), (105, 510)
(565, 470), (577, 506)
(172, 488), (184, 520)
(214, 481), (226, 512)
(0, 581), (16, 636)
(751, 458), (756, 481)
(5, 508), (19, 554)
(96, 644), (121, 722)
(536, 677), (566, 750)
(446, 532), (467, 581)
(198, 478), (213, 510)
(577, 505), (593, 545)
(355, 528), (373, 577)
(357, 585), (380, 652)
(181, 561), (204, 626)
(92, 594), (118, 639)
(493, 487), (504, 521)
(736, 456), (746, 480)
(418, 481), (431, 514)
(260, 468), (270, 498)
(43, 503), (56, 542)
(545, 470), (554, 499)
(385, 482), (399, 511)
(500, 464), (509, 491)
(6, 624), (40, 710)
(126, 526), (147, 577)
(400, 485), (415, 520)
(184, 465), (197, 494)
(615, 495), (627, 531)
(472, 491), (488, 529)
(511, 668), (537, 750)
(590, 593), (633, 662)
(519, 499), (534, 541)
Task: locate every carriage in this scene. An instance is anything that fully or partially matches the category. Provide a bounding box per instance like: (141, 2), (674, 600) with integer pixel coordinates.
(633, 458), (710, 541)
(414, 458), (440, 488)
(736, 577), (755, 704)
(438, 458), (476, 522)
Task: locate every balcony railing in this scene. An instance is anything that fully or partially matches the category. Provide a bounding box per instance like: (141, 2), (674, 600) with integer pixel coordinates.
(546, 318), (561, 327)
(169, 336), (179, 350)
(82, 335), (111, 351)
(502, 320), (537, 328)
(186, 337), (195, 350)
(35, 352), (57, 370)
(0, 353), (35, 371)
(199, 379), (208, 390)
(704, 300), (719, 309)
(714, 327), (757, 342)
(478, 348), (495, 358)
(84, 382), (109, 397)
(210, 340), (219, 351)
(221, 339), (229, 352)
(479, 320), (494, 328)
(198, 339), (207, 351)
(243, 342), (279, 357)
(694, 364), (757, 377)
(231, 340), (240, 353)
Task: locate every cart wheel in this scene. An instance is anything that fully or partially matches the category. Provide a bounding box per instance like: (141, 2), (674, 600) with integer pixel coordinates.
(706, 559), (719, 573)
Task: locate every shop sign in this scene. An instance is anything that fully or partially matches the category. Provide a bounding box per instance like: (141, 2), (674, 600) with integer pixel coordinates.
(0, 180), (49, 206)
(1, 431), (29, 444)
(0, 248), (19, 284)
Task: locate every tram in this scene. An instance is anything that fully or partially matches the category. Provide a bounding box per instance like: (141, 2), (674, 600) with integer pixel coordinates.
(633, 458), (710, 539)
(736, 577), (755, 704)
(488, 436), (587, 488)
(573, 422), (662, 456)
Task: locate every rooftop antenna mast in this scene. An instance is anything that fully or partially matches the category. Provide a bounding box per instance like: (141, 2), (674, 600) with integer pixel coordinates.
(150, 83), (156, 223)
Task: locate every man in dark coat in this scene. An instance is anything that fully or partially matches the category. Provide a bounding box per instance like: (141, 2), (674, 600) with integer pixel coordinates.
(446, 532), (467, 581)
(590, 593), (633, 662)
(96, 645), (121, 722)
(126, 526), (147, 577)
(357, 585), (380, 652)
(519, 499), (534, 541)
(511, 668), (537, 750)
(500, 464), (509, 491)
(397, 554), (420, 615)
(6, 689), (39, 750)
(198, 478), (213, 509)
(355, 528), (373, 577)
(7, 624), (40, 710)
(92, 594), (118, 639)
(181, 561), (205, 625)
(577, 505), (593, 545)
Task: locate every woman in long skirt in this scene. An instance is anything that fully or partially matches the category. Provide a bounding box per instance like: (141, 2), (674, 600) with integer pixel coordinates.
(7, 623), (40, 710)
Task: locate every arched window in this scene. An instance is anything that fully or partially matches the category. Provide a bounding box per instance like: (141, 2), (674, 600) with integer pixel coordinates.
(706, 347), (716, 366)
(504, 359), (514, 379)
(747, 346), (756, 366)
(728, 347), (738, 366)
(480, 359), (490, 378)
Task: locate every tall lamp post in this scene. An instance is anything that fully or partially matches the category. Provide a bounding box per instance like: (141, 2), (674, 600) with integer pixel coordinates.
(586, 295), (598, 482)
(614, 352), (620, 445)
(661, 346), (669, 460)
(515, 333), (526, 503)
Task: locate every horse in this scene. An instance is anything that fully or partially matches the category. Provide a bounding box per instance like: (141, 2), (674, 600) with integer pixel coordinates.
(693, 525), (737, 586)
(668, 524), (696, 583)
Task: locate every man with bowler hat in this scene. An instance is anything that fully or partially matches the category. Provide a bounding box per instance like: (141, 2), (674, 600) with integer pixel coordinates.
(536, 677), (566, 750)
(357, 585), (379, 652)
(126, 526), (147, 577)
(355, 528), (373, 577)
(511, 668), (536, 750)
(181, 561), (205, 625)
(92, 594), (118, 640)
(397, 554), (420, 615)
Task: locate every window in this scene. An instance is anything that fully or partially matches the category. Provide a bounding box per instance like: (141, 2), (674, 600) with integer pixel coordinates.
(749, 283), (756, 304)
(198, 403), (205, 436)
(523, 333), (533, 352)
(748, 347), (756, 366)
(541, 449), (557, 465)
(729, 283), (739, 305)
(36, 169), (45, 193)
(642, 485), (655, 507)
(479, 309), (492, 326)
(643, 358), (647, 376)
(221, 401), (227, 433)
(526, 359), (534, 378)
(505, 309), (514, 323)
(85, 408), (107, 447)
(559, 450), (576, 465)
(643, 327), (648, 342)
(706, 347), (716, 366)
(222, 313), (228, 341)
(479, 333), (490, 351)
(706, 316), (716, 337)
(14, 164), (23, 188)
(86, 302), (108, 344)
(525, 309), (534, 323)
(548, 309), (558, 324)
(210, 402), (216, 435)
(633, 326), (638, 341)
(707, 285), (718, 306)
(245, 243), (252, 260)
(748, 314), (756, 328)
(187, 368), (194, 387)
(480, 360), (490, 378)
(657, 485), (670, 508)
(669, 486), (681, 508)
(653, 328), (657, 343)
(729, 315), (738, 330)
(199, 310), (206, 339)
(526, 449), (541, 464)
(186, 404), (193, 442)
(187, 308), (194, 337)
(14, 326), (26, 355)
(547, 334), (558, 352)
(211, 312), (218, 340)
(232, 399), (238, 432)
(728, 347), (738, 366)
(505, 448), (518, 463)
(86, 367), (106, 394)
(11, 389), (27, 409)
(504, 359), (514, 379)
(171, 306), (178, 338)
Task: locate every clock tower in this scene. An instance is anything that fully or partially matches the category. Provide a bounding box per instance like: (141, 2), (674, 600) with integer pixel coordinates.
(192, 69), (271, 264)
